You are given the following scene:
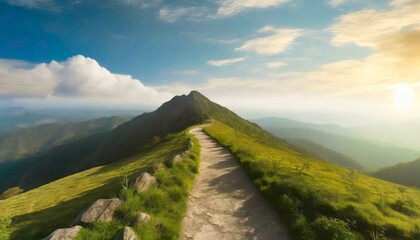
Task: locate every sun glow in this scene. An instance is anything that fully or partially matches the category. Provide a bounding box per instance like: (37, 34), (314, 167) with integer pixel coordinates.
(394, 84), (415, 110)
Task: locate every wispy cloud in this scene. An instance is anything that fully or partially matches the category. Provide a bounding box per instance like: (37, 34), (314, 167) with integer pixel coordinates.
(7, 0), (60, 12)
(265, 61), (287, 68)
(236, 26), (303, 55)
(207, 57), (246, 66)
(216, 0), (289, 17)
(330, 2), (420, 48)
(158, 6), (208, 22)
(120, 0), (161, 8)
(328, 0), (346, 7)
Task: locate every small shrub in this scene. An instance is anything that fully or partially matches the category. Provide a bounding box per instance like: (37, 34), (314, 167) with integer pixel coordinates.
(311, 216), (355, 240)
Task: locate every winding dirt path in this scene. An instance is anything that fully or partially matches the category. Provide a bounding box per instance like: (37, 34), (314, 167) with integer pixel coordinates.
(181, 127), (289, 240)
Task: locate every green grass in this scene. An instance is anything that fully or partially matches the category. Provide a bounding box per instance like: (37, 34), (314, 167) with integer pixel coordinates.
(0, 130), (197, 240)
(205, 121), (420, 240)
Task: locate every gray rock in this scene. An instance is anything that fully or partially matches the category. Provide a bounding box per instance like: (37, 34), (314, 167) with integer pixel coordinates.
(114, 227), (138, 240)
(77, 198), (122, 224)
(133, 172), (157, 193)
(44, 225), (82, 240)
(171, 154), (183, 165)
(134, 212), (151, 224)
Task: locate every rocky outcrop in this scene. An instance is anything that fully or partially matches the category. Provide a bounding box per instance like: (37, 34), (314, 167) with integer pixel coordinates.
(44, 225), (82, 240)
(114, 227), (138, 240)
(132, 172), (157, 193)
(76, 198), (122, 224)
(134, 212), (151, 224)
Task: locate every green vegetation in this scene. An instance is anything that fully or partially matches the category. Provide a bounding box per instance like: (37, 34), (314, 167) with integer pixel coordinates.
(0, 130), (196, 240)
(371, 158), (420, 188)
(77, 130), (200, 239)
(0, 217), (11, 240)
(205, 121), (420, 240)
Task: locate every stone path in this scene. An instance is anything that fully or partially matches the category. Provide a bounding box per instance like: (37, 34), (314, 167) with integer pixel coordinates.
(181, 127), (289, 240)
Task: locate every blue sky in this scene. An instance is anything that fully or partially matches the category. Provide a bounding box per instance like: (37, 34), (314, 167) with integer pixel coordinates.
(1, 0), (419, 124)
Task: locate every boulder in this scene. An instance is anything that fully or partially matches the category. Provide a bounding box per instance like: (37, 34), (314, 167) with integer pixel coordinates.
(134, 212), (151, 224)
(77, 198), (122, 224)
(132, 172), (157, 193)
(114, 227), (138, 240)
(170, 154), (183, 165)
(44, 225), (82, 240)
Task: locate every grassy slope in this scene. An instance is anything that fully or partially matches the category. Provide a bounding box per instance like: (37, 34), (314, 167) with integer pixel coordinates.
(205, 121), (420, 240)
(0, 130), (194, 240)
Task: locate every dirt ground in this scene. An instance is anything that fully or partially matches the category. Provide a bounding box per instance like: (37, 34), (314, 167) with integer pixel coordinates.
(181, 128), (289, 240)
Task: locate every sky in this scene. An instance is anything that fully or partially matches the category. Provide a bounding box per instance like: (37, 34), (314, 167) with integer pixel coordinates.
(0, 0), (419, 125)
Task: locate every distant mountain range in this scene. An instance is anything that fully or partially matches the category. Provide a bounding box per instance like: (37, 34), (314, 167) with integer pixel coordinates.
(286, 138), (364, 170)
(371, 158), (420, 188)
(0, 106), (142, 136)
(254, 117), (420, 170)
(0, 116), (128, 163)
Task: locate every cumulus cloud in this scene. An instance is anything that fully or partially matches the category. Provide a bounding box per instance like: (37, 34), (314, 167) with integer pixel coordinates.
(207, 57), (246, 66)
(216, 0), (289, 17)
(236, 26), (303, 55)
(0, 55), (172, 107)
(158, 6), (208, 22)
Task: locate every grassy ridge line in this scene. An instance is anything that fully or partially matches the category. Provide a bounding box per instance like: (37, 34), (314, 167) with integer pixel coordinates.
(0, 130), (196, 240)
(204, 121), (420, 240)
(76, 127), (201, 239)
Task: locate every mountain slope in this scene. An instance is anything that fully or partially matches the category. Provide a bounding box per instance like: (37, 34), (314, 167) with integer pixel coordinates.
(1, 91), (277, 192)
(0, 116), (127, 163)
(371, 158), (420, 188)
(286, 138), (364, 170)
(257, 126), (419, 170)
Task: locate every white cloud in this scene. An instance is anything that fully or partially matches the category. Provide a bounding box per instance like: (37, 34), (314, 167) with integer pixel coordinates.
(207, 57), (246, 66)
(0, 55), (172, 107)
(158, 6), (208, 22)
(265, 61), (287, 68)
(216, 0), (289, 17)
(236, 26), (303, 55)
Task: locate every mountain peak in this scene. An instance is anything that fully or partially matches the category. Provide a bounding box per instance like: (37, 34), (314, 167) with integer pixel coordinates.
(188, 90), (205, 98)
